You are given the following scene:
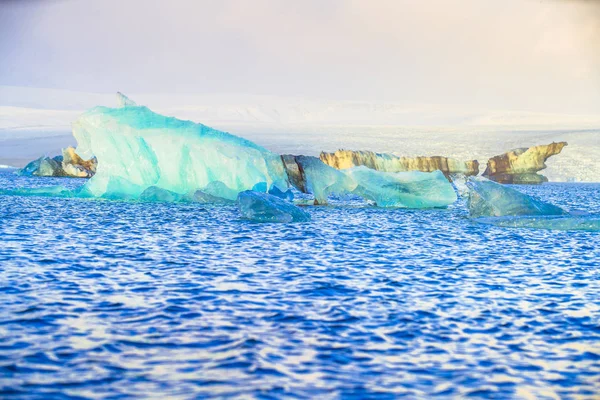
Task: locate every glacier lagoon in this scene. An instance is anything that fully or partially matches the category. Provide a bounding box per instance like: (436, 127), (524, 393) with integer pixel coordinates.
(1, 95), (600, 399)
(1, 169), (600, 399)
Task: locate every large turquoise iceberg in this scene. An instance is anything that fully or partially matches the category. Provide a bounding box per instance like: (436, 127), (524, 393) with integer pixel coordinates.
(73, 94), (288, 199)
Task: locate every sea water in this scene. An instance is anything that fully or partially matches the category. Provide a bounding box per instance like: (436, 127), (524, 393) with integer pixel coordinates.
(1, 170), (599, 399)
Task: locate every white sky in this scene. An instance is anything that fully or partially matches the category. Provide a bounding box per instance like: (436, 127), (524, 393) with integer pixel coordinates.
(0, 0), (599, 113)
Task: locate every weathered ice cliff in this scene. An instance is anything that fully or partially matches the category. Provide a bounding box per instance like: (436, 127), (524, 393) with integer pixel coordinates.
(482, 142), (567, 184)
(61, 147), (98, 178)
(319, 150), (479, 179)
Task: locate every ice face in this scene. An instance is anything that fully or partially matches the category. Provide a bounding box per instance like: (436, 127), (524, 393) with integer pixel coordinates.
(73, 95), (288, 199)
(237, 190), (311, 223)
(466, 178), (566, 217)
(347, 167), (457, 208)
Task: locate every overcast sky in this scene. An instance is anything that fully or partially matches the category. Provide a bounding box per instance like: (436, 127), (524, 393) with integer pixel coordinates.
(0, 0), (598, 113)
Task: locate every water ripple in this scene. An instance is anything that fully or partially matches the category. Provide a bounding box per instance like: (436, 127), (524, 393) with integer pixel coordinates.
(0, 171), (599, 399)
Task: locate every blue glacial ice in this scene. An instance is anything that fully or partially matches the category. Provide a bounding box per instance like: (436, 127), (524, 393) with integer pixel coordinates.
(237, 190), (311, 223)
(282, 156), (456, 208)
(290, 155), (356, 204)
(6, 93), (456, 209)
(73, 94), (288, 199)
(267, 185), (294, 201)
(139, 186), (186, 202)
(466, 177), (566, 217)
(67, 94), (457, 209)
(347, 167), (457, 208)
(200, 181), (240, 201)
(252, 182), (294, 201)
(18, 156), (63, 177)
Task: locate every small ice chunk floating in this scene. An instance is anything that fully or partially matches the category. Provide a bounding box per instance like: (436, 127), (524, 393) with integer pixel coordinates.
(238, 191), (310, 223)
(466, 178), (566, 218)
(61, 93), (456, 208)
(464, 177), (600, 231)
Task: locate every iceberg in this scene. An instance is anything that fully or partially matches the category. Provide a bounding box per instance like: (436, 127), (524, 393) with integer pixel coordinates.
(73, 94), (288, 199)
(449, 173), (469, 198)
(482, 142), (567, 184)
(282, 155), (356, 204)
(267, 185), (294, 201)
(139, 185), (234, 203)
(282, 155), (456, 208)
(18, 156), (63, 177)
(116, 91), (137, 108)
(466, 178), (566, 217)
(17, 147), (97, 178)
(347, 167), (457, 208)
(237, 190), (311, 223)
(9, 93), (456, 208)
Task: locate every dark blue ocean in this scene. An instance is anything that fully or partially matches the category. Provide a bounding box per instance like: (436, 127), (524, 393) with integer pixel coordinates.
(1, 169), (599, 399)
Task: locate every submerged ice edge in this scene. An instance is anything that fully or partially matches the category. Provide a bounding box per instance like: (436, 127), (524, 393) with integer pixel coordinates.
(473, 215), (600, 231)
(4, 179), (600, 231)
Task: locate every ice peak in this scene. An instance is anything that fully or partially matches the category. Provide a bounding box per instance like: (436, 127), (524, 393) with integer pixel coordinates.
(116, 92), (137, 108)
